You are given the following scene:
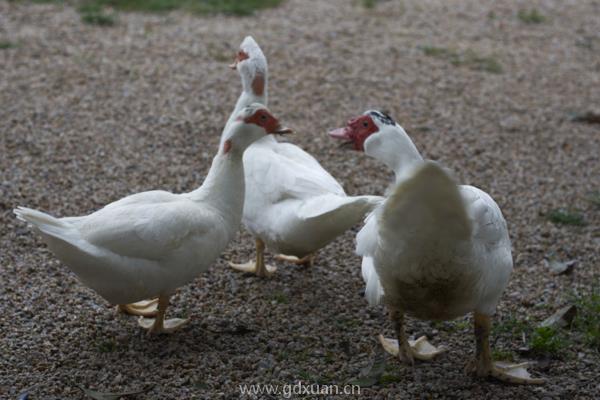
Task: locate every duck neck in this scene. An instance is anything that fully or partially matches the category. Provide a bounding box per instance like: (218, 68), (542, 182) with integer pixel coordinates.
(190, 149), (245, 228)
(224, 83), (268, 131)
(365, 125), (423, 182)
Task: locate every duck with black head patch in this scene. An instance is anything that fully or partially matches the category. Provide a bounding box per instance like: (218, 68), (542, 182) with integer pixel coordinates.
(329, 110), (544, 384)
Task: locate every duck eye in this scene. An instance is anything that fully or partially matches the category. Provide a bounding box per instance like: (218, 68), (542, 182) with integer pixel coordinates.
(363, 121), (369, 128)
(260, 114), (267, 121)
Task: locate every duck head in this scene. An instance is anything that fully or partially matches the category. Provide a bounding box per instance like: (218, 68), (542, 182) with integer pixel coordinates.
(329, 110), (422, 176)
(329, 110), (398, 152)
(229, 36), (268, 97)
(222, 103), (292, 155)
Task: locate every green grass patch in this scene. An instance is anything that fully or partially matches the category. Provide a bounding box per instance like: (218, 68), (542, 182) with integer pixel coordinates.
(491, 348), (516, 362)
(453, 319), (471, 331)
(19, 0), (284, 19)
(80, 13), (115, 25)
(379, 373), (402, 385)
(323, 350), (335, 363)
(276, 350), (289, 362)
(83, 0), (283, 16)
(297, 370), (311, 381)
(78, 3), (117, 25)
(450, 50), (503, 74)
(547, 209), (585, 226)
(421, 45), (452, 58)
(0, 41), (17, 49)
(494, 315), (568, 357)
(530, 326), (567, 356)
(96, 339), (118, 352)
(375, 362), (402, 385)
(293, 348), (311, 362)
(533, 301), (552, 310)
(335, 317), (361, 329)
(420, 46), (502, 74)
(270, 291), (289, 304)
(518, 8), (546, 24)
(297, 370), (326, 384)
(573, 288), (600, 350)
(496, 290), (600, 357)
(361, 0), (375, 9)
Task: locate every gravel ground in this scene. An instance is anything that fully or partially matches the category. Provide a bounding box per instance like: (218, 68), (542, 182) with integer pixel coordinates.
(1, 0), (599, 398)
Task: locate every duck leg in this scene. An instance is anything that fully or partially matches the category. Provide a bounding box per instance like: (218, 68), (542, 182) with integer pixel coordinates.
(379, 307), (446, 363)
(275, 253), (315, 267)
(137, 295), (188, 334)
(466, 311), (544, 384)
(117, 298), (159, 317)
(229, 238), (276, 277)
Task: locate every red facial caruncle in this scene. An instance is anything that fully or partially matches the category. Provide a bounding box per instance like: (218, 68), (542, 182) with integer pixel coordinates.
(251, 73), (265, 96)
(243, 109), (292, 135)
(229, 50), (250, 69)
(328, 115), (379, 151)
(224, 109), (292, 154)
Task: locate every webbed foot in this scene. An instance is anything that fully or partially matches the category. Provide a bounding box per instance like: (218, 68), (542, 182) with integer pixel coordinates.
(138, 316), (188, 334)
(379, 334), (446, 363)
(229, 260), (277, 277)
(274, 253), (315, 267)
(117, 299), (159, 317)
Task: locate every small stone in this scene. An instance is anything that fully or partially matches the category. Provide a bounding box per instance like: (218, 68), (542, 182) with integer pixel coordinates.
(499, 115), (521, 131)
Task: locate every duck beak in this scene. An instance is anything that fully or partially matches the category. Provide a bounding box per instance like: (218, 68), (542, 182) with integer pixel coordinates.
(328, 127), (351, 140)
(229, 50), (249, 70)
(328, 126), (354, 149)
(270, 126), (293, 135)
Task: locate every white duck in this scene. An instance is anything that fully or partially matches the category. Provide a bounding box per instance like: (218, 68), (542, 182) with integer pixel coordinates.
(227, 36), (382, 277)
(329, 110), (543, 384)
(14, 104), (292, 333)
